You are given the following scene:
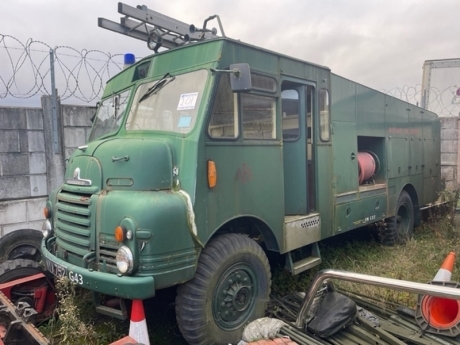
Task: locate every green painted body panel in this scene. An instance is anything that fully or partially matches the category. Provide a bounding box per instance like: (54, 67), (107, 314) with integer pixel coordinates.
(202, 143), (284, 246)
(84, 138), (173, 190)
(42, 37), (441, 300)
(330, 73), (439, 234)
(331, 76), (356, 123)
(95, 190), (198, 289)
(333, 122), (358, 194)
(355, 85), (387, 137)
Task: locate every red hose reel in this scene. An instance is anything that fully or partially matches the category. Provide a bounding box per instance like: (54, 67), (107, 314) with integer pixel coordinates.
(357, 151), (379, 184)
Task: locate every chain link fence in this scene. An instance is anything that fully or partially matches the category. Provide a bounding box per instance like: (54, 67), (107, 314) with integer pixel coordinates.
(1, 34), (459, 116)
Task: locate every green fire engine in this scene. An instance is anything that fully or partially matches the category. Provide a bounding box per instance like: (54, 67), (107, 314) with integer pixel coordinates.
(41, 3), (441, 344)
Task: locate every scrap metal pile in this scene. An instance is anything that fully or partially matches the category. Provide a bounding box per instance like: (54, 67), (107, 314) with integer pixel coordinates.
(0, 290), (49, 345)
(239, 252), (460, 345)
(265, 288), (460, 345)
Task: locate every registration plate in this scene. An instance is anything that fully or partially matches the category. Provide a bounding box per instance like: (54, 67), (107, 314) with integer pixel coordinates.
(45, 257), (85, 285)
(45, 257), (67, 278)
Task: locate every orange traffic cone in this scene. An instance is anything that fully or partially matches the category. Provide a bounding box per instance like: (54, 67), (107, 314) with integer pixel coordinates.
(420, 295), (460, 330)
(416, 252), (460, 336)
(432, 251), (456, 281)
(129, 300), (150, 345)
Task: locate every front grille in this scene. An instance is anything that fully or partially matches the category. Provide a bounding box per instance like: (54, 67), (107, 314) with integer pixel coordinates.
(98, 240), (119, 273)
(55, 189), (92, 258)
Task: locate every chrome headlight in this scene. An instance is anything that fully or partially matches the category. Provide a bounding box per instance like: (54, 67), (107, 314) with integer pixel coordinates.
(116, 246), (134, 274)
(42, 220), (53, 238)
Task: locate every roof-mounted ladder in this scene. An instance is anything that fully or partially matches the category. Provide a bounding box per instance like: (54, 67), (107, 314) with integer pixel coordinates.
(98, 2), (225, 52)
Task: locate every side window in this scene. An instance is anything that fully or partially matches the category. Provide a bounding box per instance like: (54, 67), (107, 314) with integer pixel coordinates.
(281, 89), (300, 140)
(242, 94), (276, 139)
(319, 88), (330, 141)
(208, 75), (238, 138)
(251, 74), (277, 92)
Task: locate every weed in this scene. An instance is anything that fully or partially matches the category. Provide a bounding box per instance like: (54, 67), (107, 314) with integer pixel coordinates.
(39, 278), (126, 344)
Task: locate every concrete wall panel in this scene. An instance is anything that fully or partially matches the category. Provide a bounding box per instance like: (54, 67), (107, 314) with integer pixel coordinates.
(0, 131), (19, 152)
(30, 174), (47, 196)
(441, 166), (455, 181)
(0, 153), (29, 175)
(0, 176), (30, 199)
(62, 105), (94, 127)
(27, 131), (45, 152)
(19, 131), (29, 153)
(29, 153), (46, 174)
(0, 107), (26, 129)
(0, 200), (26, 225)
(26, 198), (47, 222)
(0, 98), (91, 232)
(440, 117), (459, 188)
(64, 127), (87, 149)
(2, 220), (43, 236)
(26, 108), (44, 130)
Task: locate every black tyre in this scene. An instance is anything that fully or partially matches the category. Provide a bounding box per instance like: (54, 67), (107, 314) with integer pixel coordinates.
(175, 234), (271, 345)
(380, 191), (414, 245)
(0, 259), (42, 282)
(0, 259), (56, 323)
(0, 229), (43, 263)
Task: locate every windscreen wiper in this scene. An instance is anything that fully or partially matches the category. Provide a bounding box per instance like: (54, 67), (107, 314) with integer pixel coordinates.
(139, 73), (175, 103)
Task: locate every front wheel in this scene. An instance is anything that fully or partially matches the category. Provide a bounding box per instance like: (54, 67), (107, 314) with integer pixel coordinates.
(176, 234), (271, 345)
(380, 190), (414, 245)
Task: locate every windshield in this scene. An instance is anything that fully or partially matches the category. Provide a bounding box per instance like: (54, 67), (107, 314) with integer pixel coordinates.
(126, 69), (208, 134)
(89, 89), (131, 142)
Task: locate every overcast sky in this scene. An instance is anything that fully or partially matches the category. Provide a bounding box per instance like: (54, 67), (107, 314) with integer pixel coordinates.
(1, 0), (459, 105)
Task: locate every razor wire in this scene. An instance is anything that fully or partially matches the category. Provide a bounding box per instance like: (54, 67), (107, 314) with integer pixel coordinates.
(383, 84), (460, 117)
(1, 34), (460, 116)
(0, 34), (125, 104)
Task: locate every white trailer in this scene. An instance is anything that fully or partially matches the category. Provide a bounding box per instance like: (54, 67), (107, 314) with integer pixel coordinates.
(421, 58), (460, 117)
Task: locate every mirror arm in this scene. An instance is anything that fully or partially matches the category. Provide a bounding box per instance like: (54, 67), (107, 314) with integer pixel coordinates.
(209, 68), (240, 77)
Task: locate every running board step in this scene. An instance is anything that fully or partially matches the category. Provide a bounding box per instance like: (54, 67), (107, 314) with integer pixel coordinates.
(94, 296), (128, 320)
(285, 242), (322, 275)
(290, 256), (322, 275)
(96, 305), (128, 320)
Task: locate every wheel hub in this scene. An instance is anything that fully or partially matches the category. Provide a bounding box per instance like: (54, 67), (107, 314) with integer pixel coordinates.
(213, 264), (257, 329)
(227, 280), (251, 312)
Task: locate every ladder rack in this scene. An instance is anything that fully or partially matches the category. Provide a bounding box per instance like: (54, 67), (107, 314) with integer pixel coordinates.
(98, 2), (225, 52)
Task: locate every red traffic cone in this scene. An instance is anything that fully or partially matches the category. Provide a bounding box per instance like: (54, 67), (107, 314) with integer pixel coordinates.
(432, 251), (456, 282)
(129, 300), (150, 345)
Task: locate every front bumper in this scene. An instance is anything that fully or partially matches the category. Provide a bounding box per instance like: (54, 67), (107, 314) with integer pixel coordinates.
(41, 238), (155, 300)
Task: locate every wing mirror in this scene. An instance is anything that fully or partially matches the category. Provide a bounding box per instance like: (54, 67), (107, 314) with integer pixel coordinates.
(210, 63), (252, 92)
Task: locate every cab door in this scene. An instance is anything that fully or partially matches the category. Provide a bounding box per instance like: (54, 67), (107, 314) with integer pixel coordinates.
(282, 80), (315, 215)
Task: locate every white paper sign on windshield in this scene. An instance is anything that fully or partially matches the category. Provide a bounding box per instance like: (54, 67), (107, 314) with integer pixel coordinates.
(177, 92), (198, 110)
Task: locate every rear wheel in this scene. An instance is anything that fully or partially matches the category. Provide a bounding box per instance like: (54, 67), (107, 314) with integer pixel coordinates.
(380, 191), (414, 245)
(0, 229), (43, 263)
(0, 259), (56, 323)
(176, 234), (271, 345)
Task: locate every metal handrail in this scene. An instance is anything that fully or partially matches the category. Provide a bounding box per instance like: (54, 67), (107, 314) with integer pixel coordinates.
(295, 269), (460, 329)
